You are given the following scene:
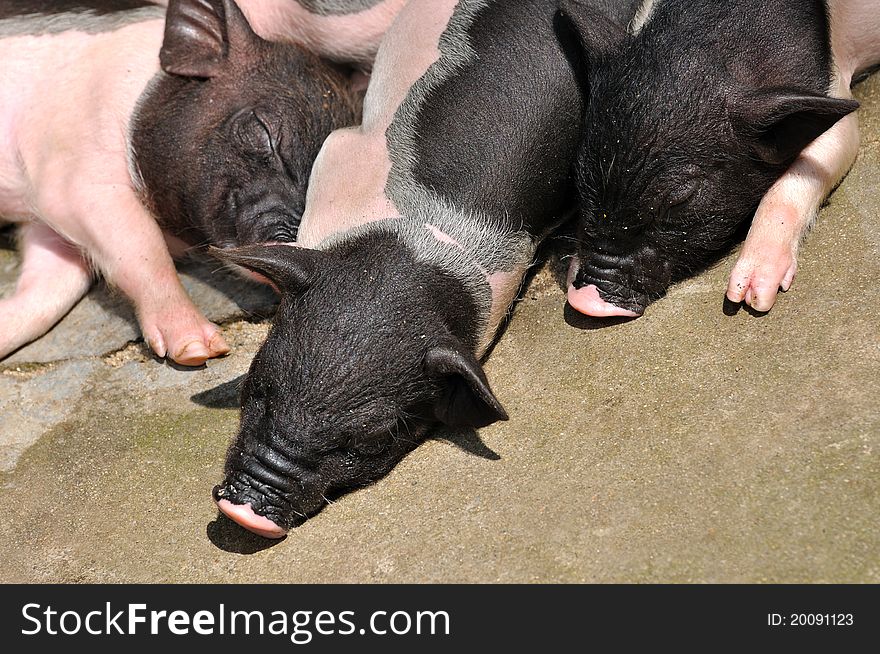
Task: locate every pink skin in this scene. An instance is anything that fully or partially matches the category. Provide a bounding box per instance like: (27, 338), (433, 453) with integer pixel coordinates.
(727, 103), (858, 312)
(152, 0), (408, 67)
(565, 259), (640, 318)
(422, 224), (533, 352)
(0, 223), (93, 359)
(297, 0), (461, 247)
(727, 0), (880, 312)
(425, 222), (459, 246)
(0, 20), (228, 366)
(240, 269), (279, 290)
(216, 500), (287, 539)
(299, 0), (530, 355)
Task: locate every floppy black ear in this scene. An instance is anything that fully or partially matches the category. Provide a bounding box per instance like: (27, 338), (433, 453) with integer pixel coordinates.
(731, 89), (859, 166)
(210, 244), (324, 293)
(160, 0), (259, 78)
(554, 1), (627, 100)
(554, 8), (590, 99)
(424, 343), (509, 430)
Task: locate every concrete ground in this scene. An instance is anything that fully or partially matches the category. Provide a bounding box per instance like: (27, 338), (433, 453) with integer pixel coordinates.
(1, 76), (878, 583)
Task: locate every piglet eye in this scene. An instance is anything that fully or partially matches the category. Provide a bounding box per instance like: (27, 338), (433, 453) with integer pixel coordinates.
(669, 183), (696, 206)
(349, 432), (392, 457)
(663, 184), (698, 219)
(234, 109), (275, 155)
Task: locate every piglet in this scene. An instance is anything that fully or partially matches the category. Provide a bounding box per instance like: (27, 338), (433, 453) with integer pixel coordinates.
(212, 0), (643, 538)
(561, 0), (879, 317)
(0, 0), (360, 365)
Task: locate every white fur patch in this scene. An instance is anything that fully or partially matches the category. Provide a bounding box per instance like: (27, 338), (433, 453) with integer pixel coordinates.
(0, 6), (165, 38)
(629, 0), (661, 35)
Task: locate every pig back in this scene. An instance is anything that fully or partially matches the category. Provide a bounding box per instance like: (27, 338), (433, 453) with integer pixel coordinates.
(0, 1), (162, 34)
(0, 0), (156, 18)
(385, 0), (588, 238)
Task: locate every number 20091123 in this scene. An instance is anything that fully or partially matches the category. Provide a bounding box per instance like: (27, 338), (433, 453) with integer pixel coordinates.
(768, 614), (853, 626)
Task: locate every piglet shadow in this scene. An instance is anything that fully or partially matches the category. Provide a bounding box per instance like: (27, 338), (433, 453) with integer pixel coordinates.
(563, 302), (638, 330)
(191, 374), (246, 408)
(432, 427), (500, 461)
(0, 224), (15, 248)
(205, 426), (500, 552)
(164, 358), (209, 372)
(722, 296), (742, 316)
(722, 296), (770, 318)
(206, 512), (287, 553)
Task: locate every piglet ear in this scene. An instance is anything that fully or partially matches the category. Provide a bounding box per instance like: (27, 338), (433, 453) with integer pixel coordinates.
(731, 89), (859, 166)
(555, 1), (628, 57)
(424, 343), (509, 430)
(210, 244), (324, 293)
(554, 1), (627, 100)
(161, 0), (258, 78)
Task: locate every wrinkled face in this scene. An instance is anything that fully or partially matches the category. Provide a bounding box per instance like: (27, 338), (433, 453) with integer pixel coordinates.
(210, 236), (507, 536)
(216, 306), (434, 530)
(178, 56), (359, 247)
(571, 72), (761, 313)
(560, 3), (858, 315)
(132, 0), (360, 247)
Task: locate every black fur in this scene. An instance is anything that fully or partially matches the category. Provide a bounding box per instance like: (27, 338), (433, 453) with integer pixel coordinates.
(212, 238), (494, 528)
(562, 0), (858, 313)
(410, 0), (644, 235)
(410, 0), (583, 235)
(212, 0), (643, 531)
(131, 0), (360, 248)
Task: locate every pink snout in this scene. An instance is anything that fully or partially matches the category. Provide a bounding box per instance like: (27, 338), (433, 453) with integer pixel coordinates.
(567, 284), (641, 318)
(566, 260), (641, 318)
(216, 499), (288, 539)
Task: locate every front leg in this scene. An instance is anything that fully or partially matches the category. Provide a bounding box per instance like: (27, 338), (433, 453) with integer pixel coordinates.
(38, 184), (229, 366)
(0, 222), (93, 360)
(727, 94), (860, 312)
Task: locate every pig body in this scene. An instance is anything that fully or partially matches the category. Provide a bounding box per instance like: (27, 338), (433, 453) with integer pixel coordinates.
(150, 0), (408, 67)
(0, 0), (360, 365)
(212, 0), (643, 537)
(562, 0), (880, 317)
(234, 0), (407, 67)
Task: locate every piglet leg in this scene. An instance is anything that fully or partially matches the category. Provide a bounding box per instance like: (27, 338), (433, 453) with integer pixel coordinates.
(727, 86), (860, 312)
(0, 222), (93, 360)
(54, 188), (229, 366)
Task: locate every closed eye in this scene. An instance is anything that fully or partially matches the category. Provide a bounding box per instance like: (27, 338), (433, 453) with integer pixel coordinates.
(252, 112), (275, 153)
(233, 108), (276, 156)
(659, 183), (698, 222)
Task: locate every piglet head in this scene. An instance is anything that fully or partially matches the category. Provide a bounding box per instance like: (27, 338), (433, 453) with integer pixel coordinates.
(557, 2), (858, 317)
(209, 238), (507, 537)
(132, 0), (361, 248)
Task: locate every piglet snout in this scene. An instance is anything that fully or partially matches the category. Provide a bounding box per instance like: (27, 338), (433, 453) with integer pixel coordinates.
(566, 259), (642, 318)
(215, 497), (288, 539)
(213, 442), (317, 538)
(567, 283), (642, 318)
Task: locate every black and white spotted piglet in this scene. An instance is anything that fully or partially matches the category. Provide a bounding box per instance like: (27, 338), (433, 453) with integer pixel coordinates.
(212, 0), (644, 537)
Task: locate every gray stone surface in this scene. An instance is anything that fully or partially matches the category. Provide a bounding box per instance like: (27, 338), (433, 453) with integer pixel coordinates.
(0, 359), (101, 472)
(0, 76), (877, 583)
(1, 254), (277, 365)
